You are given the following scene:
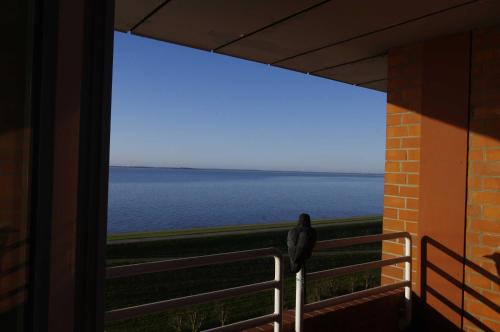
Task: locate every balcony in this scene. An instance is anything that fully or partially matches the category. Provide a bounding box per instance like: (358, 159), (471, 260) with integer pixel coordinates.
(2, 2), (498, 332)
(105, 232), (412, 332)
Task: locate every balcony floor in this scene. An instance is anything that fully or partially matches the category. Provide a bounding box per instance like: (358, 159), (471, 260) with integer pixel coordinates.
(246, 290), (405, 332)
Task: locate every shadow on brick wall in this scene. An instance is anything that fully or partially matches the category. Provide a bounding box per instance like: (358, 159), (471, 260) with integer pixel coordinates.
(420, 236), (499, 332)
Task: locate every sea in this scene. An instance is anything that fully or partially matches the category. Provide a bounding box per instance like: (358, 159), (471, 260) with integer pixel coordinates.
(107, 167), (384, 233)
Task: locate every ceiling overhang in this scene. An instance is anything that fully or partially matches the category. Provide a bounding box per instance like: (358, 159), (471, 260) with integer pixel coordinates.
(115, 0), (500, 92)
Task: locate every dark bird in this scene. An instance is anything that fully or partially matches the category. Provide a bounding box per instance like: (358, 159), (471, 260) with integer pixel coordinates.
(287, 213), (317, 273)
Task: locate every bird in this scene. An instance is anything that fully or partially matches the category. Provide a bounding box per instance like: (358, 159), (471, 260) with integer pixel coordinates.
(287, 213), (317, 273)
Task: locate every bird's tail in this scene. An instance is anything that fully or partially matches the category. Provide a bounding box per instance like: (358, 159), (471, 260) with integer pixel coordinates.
(289, 259), (302, 273)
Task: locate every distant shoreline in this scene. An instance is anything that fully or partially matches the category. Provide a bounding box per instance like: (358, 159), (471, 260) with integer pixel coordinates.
(109, 165), (384, 177)
(107, 215), (382, 243)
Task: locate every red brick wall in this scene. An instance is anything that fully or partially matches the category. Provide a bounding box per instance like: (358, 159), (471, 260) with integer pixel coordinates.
(383, 25), (500, 330)
(382, 44), (422, 288)
(418, 33), (471, 328)
(463, 25), (500, 332)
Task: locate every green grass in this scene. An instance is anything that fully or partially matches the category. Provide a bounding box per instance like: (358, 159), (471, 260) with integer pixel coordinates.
(105, 216), (382, 331)
(107, 215), (381, 242)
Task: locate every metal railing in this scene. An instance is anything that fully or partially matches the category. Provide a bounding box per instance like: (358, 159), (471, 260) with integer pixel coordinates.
(294, 232), (412, 332)
(106, 247), (284, 332)
(106, 232), (411, 332)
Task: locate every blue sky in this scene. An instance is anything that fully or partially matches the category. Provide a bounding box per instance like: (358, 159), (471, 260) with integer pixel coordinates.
(111, 32), (386, 173)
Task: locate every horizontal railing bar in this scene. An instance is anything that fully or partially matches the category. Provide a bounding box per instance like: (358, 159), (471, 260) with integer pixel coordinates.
(107, 247), (282, 279)
(307, 256), (410, 281)
(314, 232), (410, 251)
(105, 280), (279, 322)
(304, 281), (410, 312)
(106, 233), (411, 330)
(203, 313), (278, 332)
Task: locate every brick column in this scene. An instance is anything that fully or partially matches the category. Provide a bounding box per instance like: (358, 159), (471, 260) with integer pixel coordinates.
(463, 25), (500, 332)
(382, 26), (500, 330)
(381, 44), (422, 287)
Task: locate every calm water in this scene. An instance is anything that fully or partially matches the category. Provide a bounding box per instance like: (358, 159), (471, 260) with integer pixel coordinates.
(107, 167), (384, 233)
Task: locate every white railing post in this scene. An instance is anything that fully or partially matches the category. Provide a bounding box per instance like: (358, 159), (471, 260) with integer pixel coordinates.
(295, 268), (304, 332)
(274, 255), (283, 332)
(293, 232), (412, 330)
(404, 236), (412, 325)
(106, 247), (284, 331)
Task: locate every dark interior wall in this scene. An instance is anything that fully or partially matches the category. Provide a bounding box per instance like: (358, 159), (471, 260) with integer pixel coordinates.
(30, 0), (114, 331)
(36, 0), (114, 331)
(47, 0), (85, 330)
(0, 0), (32, 330)
(0, 0), (113, 331)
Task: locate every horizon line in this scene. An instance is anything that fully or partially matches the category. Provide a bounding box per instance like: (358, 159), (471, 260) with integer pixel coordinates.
(109, 164), (384, 176)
